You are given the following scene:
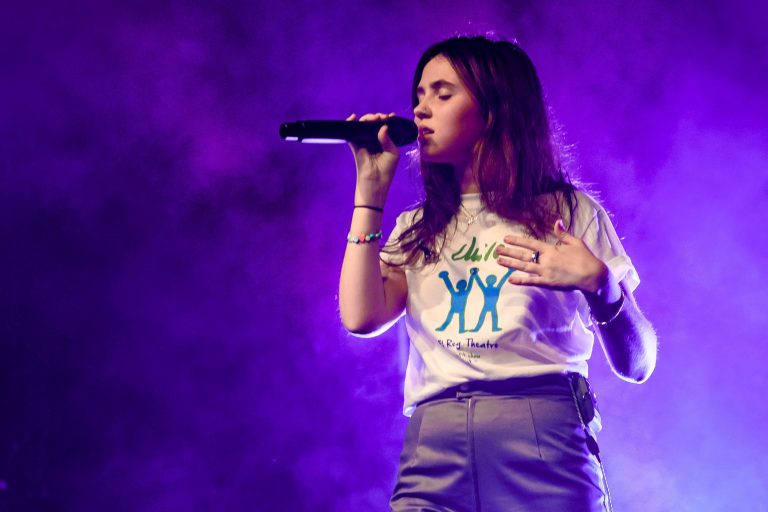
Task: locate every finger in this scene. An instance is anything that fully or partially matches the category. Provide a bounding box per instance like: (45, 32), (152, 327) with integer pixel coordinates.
(346, 114), (361, 152)
(554, 218), (566, 236)
(360, 113), (387, 122)
(508, 273), (545, 286)
(502, 234), (545, 251)
(494, 244), (531, 261)
(378, 125), (399, 153)
(496, 256), (539, 275)
(553, 219), (573, 244)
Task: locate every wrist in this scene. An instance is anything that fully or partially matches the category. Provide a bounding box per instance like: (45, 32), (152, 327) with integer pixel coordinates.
(582, 262), (621, 309)
(590, 289), (625, 326)
(354, 185), (389, 209)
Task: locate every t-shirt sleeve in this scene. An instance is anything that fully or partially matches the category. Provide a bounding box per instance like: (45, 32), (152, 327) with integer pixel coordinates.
(379, 209), (415, 267)
(576, 195), (640, 293)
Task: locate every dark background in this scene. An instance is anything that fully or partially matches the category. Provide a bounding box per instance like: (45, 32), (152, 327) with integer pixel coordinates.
(1, 1), (767, 510)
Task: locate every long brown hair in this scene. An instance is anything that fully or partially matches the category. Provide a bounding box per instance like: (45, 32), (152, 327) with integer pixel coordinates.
(387, 35), (578, 266)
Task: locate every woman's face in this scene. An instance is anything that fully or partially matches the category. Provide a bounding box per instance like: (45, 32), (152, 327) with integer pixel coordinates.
(413, 56), (485, 168)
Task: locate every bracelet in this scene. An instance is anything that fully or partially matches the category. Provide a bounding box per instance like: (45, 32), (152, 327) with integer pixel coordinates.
(347, 230), (383, 244)
(354, 205), (383, 213)
(591, 291), (625, 326)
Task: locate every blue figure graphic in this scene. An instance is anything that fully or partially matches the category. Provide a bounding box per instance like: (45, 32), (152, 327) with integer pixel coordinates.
(469, 268), (515, 332)
(435, 268), (478, 333)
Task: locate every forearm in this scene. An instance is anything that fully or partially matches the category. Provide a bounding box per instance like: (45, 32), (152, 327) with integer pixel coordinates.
(338, 187), (393, 334)
(583, 268), (658, 383)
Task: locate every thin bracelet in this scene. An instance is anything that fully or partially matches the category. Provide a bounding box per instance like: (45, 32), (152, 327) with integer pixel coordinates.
(354, 205), (383, 213)
(591, 291), (625, 326)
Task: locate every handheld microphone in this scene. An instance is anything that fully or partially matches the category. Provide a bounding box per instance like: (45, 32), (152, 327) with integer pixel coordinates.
(279, 116), (417, 151)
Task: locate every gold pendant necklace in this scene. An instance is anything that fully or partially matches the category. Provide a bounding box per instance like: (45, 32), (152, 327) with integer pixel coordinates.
(460, 204), (485, 225)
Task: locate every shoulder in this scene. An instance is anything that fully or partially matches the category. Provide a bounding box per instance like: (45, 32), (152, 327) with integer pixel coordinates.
(572, 189), (604, 215)
(398, 204), (424, 223)
(548, 188), (603, 217)
(382, 206), (423, 265)
(569, 189), (610, 238)
(393, 205), (424, 230)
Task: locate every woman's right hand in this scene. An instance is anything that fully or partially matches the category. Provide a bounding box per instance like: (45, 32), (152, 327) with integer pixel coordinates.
(347, 112), (401, 206)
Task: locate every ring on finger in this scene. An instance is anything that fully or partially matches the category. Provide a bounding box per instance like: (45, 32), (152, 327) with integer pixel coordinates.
(530, 250), (540, 264)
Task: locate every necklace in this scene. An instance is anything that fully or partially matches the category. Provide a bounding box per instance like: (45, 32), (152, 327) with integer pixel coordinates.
(460, 203), (485, 225)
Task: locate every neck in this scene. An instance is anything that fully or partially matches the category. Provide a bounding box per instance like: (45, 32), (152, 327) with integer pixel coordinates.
(456, 160), (479, 194)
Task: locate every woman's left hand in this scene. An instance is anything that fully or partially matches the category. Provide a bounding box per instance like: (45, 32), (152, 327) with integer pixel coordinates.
(495, 219), (608, 294)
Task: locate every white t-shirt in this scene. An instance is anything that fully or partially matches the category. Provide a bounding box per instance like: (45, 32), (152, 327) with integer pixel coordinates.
(382, 190), (639, 416)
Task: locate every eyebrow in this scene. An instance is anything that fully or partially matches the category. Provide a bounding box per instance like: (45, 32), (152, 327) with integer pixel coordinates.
(416, 79), (458, 96)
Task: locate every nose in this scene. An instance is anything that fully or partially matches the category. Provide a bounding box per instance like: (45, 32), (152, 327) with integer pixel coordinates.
(413, 101), (429, 119)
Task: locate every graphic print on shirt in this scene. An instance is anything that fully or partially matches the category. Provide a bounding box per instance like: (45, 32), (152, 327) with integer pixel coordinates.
(433, 234), (516, 364)
(434, 267), (513, 363)
(435, 267), (515, 333)
(450, 235), (498, 262)
(435, 270), (476, 333)
(469, 267), (515, 332)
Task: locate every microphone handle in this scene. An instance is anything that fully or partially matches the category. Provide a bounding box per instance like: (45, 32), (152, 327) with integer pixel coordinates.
(279, 117), (417, 150)
(285, 120), (381, 144)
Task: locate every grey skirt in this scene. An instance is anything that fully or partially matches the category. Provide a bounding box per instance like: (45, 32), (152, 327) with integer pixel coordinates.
(389, 374), (611, 512)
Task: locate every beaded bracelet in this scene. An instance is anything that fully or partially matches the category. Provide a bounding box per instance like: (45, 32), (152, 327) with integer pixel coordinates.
(347, 230), (383, 244)
(591, 291), (625, 326)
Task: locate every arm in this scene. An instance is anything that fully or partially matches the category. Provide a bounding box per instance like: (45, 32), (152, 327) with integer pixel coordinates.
(582, 265), (657, 383)
(338, 113), (408, 336)
(499, 267), (515, 285)
(438, 270), (457, 293)
(339, 212), (408, 336)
